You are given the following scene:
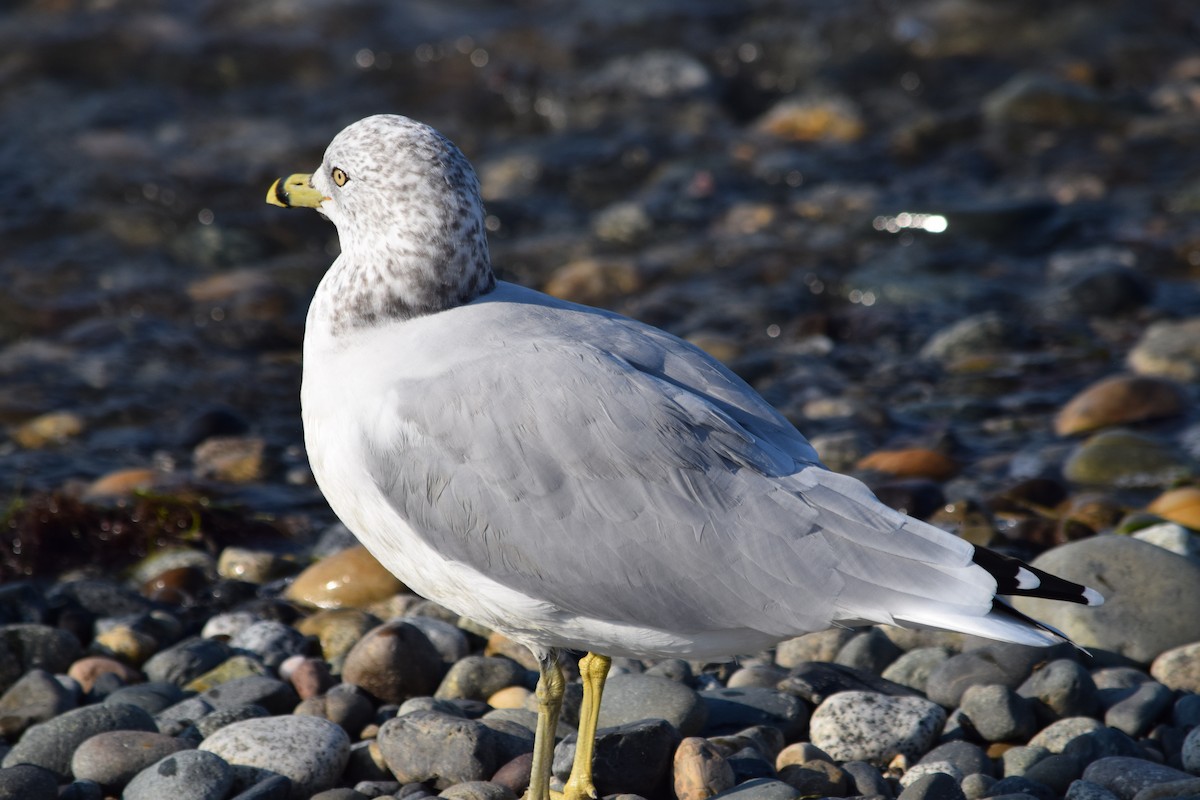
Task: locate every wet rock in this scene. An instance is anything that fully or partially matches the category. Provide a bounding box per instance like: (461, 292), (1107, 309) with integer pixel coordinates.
(598, 673), (707, 736)
(1062, 430), (1189, 488)
(217, 548), (291, 584)
(341, 620), (445, 704)
(285, 546), (405, 609)
(1, 702), (157, 779)
(70, 730), (191, 790)
(809, 691), (945, 764)
(552, 718), (681, 798)
(675, 737), (736, 800)
(1127, 318), (1200, 382)
(199, 715), (350, 800)
(1014, 536), (1200, 662)
(377, 710), (529, 789)
(700, 687), (808, 739)
(1054, 375), (1187, 437)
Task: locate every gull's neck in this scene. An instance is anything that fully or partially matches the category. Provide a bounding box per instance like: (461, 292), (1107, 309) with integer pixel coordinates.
(307, 216), (496, 337)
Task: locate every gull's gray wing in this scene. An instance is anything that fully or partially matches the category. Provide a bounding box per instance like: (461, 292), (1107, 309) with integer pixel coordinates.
(364, 287), (996, 639)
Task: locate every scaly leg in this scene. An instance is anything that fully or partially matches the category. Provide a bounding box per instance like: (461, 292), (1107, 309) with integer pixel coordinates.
(561, 651), (612, 800)
(527, 648), (564, 800)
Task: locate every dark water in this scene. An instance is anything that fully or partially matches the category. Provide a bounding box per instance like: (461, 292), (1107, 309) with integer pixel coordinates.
(1, 0), (1198, 569)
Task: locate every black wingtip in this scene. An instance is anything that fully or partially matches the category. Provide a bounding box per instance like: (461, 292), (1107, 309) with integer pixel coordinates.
(972, 545), (1104, 606)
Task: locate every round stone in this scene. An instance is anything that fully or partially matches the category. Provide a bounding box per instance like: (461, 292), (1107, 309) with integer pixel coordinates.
(229, 620), (310, 670)
(341, 621), (445, 704)
(70, 730), (191, 790)
(809, 691), (945, 765)
(674, 737), (735, 800)
(1054, 375), (1186, 436)
(597, 673), (707, 736)
(434, 656), (529, 702)
(1028, 717), (1105, 753)
(198, 715), (350, 800)
(1, 702), (157, 780)
(285, 545), (405, 609)
(1013, 536), (1200, 663)
(1062, 429), (1189, 488)
(123, 749), (235, 800)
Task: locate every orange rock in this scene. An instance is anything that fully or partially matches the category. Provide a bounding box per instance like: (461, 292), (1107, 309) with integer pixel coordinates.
(68, 656), (143, 692)
(856, 448), (958, 481)
(1055, 374), (1186, 436)
(1148, 486), (1200, 530)
(485, 631), (540, 671)
(83, 468), (159, 500)
(12, 410), (84, 448)
(285, 545), (405, 609)
(487, 685), (533, 709)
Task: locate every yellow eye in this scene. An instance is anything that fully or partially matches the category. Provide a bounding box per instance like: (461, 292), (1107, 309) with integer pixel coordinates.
(331, 167), (348, 187)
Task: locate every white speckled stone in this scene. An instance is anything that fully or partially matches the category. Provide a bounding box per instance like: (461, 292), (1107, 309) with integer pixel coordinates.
(198, 714), (350, 800)
(809, 691), (945, 765)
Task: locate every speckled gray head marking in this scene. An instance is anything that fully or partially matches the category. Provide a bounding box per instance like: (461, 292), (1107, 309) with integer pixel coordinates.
(309, 114), (495, 332)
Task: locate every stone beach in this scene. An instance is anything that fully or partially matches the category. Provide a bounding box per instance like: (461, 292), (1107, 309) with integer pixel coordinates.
(3, 0), (1200, 799)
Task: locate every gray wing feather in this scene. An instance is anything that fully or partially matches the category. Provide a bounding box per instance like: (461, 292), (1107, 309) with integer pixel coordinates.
(366, 293), (993, 638)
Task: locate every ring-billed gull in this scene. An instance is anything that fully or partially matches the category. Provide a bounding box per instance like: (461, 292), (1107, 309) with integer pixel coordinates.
(266, 114), (1102, 800)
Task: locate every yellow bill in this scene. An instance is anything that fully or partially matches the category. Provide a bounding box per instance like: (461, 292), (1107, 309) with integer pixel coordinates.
(265, 173), (326, 208)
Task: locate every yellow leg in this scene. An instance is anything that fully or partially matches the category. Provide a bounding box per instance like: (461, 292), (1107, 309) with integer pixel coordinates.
(561, 652), (612, 800)
(527, 650), (565, 800)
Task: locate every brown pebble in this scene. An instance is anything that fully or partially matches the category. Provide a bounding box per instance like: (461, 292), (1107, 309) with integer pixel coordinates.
(1147, 486), (1200, 530)
(492, 751), (534, 796)
(290, 657), (336, 700)
(776, 742), (834, 770)
(340, 620), (445, 704)
(778, 760), (848, 797)
(1054, 374), (1186, 436)
(68, 656), (143, 693)
(286, 545), (405, 609)
(92, 626), (158, 667)
(193, 435), (266, 483)
(484, 632), (540, 671)
(83, 467), (159, 499)
(543, 258), (642, 306)
(856, 448), (958, 481)
(674, 737), (735, 800)
(13, 410), (84, 449)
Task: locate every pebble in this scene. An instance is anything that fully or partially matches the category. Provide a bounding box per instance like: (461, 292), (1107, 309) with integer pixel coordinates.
(897, 771), (966, 800)
(199, 715), (350, 800)
(435, 655), (529, 702)
(900, 761), (963, 788)
(809, 691), (945, 764)
(103, 681), (185, 714)
(1023, 754), (1085, 795)
(1181, 726), (1200, 773)
(92, 625), (159, 666)
(775, 629), (856, 668)
(1080, 756), (1193, 800)
(377, 710), (530, 789)
(962, 773), (997, 800)
(597, 673), (708, 736)
(986, 775), (1056, 800)
(1127, 318), (1200, 382)
(778, 759), (849, 795)
(69, 729), (191, 790)
(856, 448), (958, 481)
(405, 616), (472, 664)
(1, 702), (157, 779)
(1017, 660), (1100, 721)
(1131, 522), (1199, 560)
(438, 781), (516, 800)
(1146, 487), (1200, 531)
(200, 675), (300, 715)
(959, 684), (1038, 742)
(1103, 681), (1173, 737)
(0, 764), (58, 800)
(0, 668), (75, 739)
(921, 741), (993, 778)
(552, 718), (681, 798)
(192, 435), (266, 483)
(835, 627), (904, 675)
(777, 661), (915, 705)
(186, 655), (270, 692)
(1014, 536), (1200, 662)
(12, 410), (84, 448)
(675, 737), (736, 800)
(285, 545), (406, 609)
(701, 687), (808, 739)
(68, 656), (142, 693)
(1053, 375), (1186, 436)
(194, 704), (271, 738)
(296, 609), (382, 671)
(287, 656), (336, 699)
(1150, 641), (1200, 692)
(296, 685), (375, 737)
(217, 547), (290, 584)
(341, 620), (445, 704)
(143, 637), (232, 686)
(925, 645), (1049, 708)
(230, 620), (311, 669)
(883, 647), (954, 694)
(1065, 780), (1121, 800)
(0, 623), (82, 674)
(1062, 430), (1190, 488)
(710, 778), (799, 800)
(1002, 745), (1049, 777)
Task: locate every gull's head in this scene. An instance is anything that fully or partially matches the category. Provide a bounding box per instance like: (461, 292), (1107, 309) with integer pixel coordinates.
(267, 114), (494, 325)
